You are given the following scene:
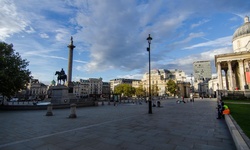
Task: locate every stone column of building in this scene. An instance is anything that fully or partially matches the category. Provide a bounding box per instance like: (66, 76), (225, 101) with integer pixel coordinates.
(224, 69), (229, 90)
(217, 62), (223, 89)
(67, 36), (76, 92)
(238, 59), (246, 90)
(227, 61), (234, 90)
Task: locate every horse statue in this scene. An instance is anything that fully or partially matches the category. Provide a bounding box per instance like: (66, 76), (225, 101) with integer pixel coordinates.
(55, 69), (67, 85)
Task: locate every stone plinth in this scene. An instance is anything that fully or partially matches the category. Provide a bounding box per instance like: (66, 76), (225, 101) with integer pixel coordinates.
(51, 85), (70, 104)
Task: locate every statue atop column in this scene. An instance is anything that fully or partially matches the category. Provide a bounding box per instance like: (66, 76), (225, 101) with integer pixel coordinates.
(70, 36), (73, 45)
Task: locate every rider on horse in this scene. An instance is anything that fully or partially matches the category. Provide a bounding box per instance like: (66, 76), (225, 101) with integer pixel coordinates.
(61, 68), (65, 75)
(55, 68), (67, 84)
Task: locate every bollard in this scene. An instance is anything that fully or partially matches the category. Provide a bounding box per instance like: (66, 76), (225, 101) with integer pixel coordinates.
(157, 101), (161, 107)
(46, 104), (53, 116)
(102, 101), (104, 105)
(69, 103), (77, 118)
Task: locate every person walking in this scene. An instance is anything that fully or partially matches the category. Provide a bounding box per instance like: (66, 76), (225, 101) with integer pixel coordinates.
(182, 96), (186, 103)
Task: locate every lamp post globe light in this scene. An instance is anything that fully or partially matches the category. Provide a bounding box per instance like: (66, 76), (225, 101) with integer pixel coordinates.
(147, 34), (153, 114)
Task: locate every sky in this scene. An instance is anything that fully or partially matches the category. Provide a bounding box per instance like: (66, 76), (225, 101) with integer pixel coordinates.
(1, 0), (250, 84)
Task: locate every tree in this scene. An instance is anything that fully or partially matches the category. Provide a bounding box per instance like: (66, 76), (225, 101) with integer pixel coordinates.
(166, 79), (178, 96)
(114, 84), (124, 95)
(135, 85), (145, 98)
(114, 84), (135, 97)
(0, 42), (32, 100)
(151, 84), (159, 96)
(123, 84), (135, 97)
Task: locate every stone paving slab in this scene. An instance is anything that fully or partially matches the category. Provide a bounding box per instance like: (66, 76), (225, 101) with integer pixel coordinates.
(0, 98), (236, 150)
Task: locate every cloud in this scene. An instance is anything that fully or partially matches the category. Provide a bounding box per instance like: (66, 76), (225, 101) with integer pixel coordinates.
(2, 0), (250, 83)
(67, 0), (249, 77)
(117, 73), (143, 80)
(0, 0), (30, 40)
(184, 36), (232, 50)
(161, 47), (233, 76)
(191, 19), (210, 28)
(72, 0), (193, 73)
(55, 28), (71, 42)
(229, 16), (238, 21)
(74, 60), (87, 64)
(173, 32), (205, 45)
(181, 47), (232, 65)
(40, 33), (49, 38)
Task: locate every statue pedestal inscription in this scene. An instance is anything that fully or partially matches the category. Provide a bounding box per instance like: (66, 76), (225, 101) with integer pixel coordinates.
(51, 85), (70, 104)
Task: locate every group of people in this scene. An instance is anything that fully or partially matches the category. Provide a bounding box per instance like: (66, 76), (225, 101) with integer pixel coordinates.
(217, 99), (230, 119)
(176, 95), (230, 119)
(176, 96), (195, 104)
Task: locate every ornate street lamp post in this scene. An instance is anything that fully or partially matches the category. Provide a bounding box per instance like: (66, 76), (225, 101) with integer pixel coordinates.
(190, 73), (194, 102)
(147, 34), (153, 114)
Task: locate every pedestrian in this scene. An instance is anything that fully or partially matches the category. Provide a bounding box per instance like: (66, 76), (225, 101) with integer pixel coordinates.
(182, 96), (186, 103)
(217, 100), (224, 119)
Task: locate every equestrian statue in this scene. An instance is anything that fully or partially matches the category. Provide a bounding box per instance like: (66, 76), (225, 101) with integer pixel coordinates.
(55, 68), (67, 85)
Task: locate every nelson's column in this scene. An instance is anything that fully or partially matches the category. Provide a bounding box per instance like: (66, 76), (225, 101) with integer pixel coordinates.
(67, 36), (75, 93)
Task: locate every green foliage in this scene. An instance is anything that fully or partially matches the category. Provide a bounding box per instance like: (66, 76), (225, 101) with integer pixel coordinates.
(151, 84), (159, 96)
(114, 84), (135, 97)
(223, 99), (250, 103)
(114, 84), (123, 95)
(226, 103), (250, 138)
(135, 84), (145, 97)
(0, 42), (32, 99)
(166, 79), (177, 96)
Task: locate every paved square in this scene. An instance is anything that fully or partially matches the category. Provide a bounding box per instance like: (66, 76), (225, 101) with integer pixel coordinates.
(0, 98), (236, 150)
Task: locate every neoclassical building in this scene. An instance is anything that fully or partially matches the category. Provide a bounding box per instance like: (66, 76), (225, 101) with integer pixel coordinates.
(215, 16), (250, 92)
(140, 69), (190, 97)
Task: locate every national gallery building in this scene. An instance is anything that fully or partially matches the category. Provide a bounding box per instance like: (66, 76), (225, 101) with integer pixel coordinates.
(215, 16), (250, 96)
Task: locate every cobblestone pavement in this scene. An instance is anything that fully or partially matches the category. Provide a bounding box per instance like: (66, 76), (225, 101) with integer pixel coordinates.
(0, 98), (236, 150)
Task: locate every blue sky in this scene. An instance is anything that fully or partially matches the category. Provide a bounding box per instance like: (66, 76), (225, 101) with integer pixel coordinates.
(1, 0), (250, 84)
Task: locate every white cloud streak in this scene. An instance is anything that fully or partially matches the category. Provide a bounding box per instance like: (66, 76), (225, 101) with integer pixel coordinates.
(191, 19), (210, 28)
(184, 36), (232, 50)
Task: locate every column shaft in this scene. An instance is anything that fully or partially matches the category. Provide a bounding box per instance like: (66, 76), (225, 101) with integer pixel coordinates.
(67, 48), (73, 83)
(225, 70), (228, 90)
(238, 60), (246, 90)
(227, 61), (234, 90)
(217, 62), (223, 89)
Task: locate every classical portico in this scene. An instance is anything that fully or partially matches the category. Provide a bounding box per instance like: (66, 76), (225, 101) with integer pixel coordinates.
(215, 16), (250, 92)
(215, 53), (250, 91)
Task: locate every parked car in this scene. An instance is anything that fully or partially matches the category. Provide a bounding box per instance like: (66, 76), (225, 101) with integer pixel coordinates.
(0, 95), (3, 104)
(28, 96), (35, 101)
(10, 98), (19, 102)
(35, 102), (51, 106)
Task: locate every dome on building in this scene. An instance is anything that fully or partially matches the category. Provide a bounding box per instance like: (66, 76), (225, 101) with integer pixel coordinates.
(232, 16), (250, 41)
